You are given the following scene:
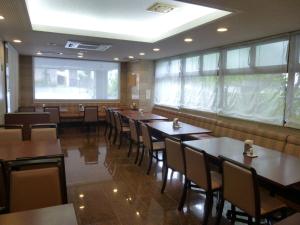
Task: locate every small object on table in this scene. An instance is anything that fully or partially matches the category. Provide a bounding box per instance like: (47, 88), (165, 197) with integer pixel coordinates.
(138, 108), (144, 114)
(246, 147), (258, 158)
(244, 139), (253, 155)
(173, 118), (181, 129)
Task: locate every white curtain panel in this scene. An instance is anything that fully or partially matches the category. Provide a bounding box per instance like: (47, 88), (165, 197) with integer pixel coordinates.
(285, 35), (300, 128)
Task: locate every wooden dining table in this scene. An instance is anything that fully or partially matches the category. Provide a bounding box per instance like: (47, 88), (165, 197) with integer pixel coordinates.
(276, 213), (300, 225)
(0, 140), (63, 161)
(120, 110), (168, 121)
(147, 121), (211, 139)
(183, 137), (300, 187)
(0, 203), (78, 225)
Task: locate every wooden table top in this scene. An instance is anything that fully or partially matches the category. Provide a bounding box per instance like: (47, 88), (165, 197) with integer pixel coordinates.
(276, 213), (300, 225)
(0, 204), (78, 225)
(120, 110), (168, 121)
(0, 140), (63, 161)
(183, 137), (300, 187)
(148, 121), (211, 137)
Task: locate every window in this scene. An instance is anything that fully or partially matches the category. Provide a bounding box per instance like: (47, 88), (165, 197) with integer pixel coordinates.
(182, 53), (219, 112)
(285, 35), (300, 128)
(33, 57), (120, 100)
(154, 36), (291, 125)
(220, 40), (289, 124)
(154, 59), (181, 107)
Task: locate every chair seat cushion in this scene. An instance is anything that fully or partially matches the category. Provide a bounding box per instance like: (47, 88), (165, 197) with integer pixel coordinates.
(260, 189), (286, 215)
(211, 171), (222, 190)
(153, 141), (165, 151)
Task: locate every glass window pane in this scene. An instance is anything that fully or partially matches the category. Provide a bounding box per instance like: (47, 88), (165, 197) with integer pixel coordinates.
(255, 40), (288, 67)
(185, 56), (199, 74)
(226, 47), (250, 69)
(34, 57), (120, 100)
(203, 52), (219, 71)
(170, 59), (181, 75)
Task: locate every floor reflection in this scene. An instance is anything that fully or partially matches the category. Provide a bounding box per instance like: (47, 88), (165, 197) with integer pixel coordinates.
(61, 127), (236, 225)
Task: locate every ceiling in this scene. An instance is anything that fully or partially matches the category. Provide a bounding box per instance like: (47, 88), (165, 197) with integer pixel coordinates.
(0, 0), (300, 62)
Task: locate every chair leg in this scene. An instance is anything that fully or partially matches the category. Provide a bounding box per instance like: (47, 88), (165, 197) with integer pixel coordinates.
(113, 129), (117, 144)
(178, 177), (189, 211)
(231, 204), (236, 223)
(127, 140), (133, 157)
(203, 192), (213, 225)
(146, 150), (153, 175)
(138, 145), (145, 166)
(134, 143), (140, 164)
(161, 166), (168, 193)
(215, 198), (224, 225)
(108, 126), (112, 140)
(118, 132), (122, 149)
(104, 123), (108, 136)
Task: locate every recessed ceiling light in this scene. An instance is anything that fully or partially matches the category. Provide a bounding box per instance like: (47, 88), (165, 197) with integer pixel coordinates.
(113, 57), (119, 61)
(217, 27), (228, 32)
(77, 52), (84, 55)
(153, 48), (160, 52)
(77, 55), (83, 58)
(13, 39), (22, 43)
(36, 51), (42, 55)
(184, 38), (193, 43)
(139, 52), (145, 56)
(0, 15), (5, 20)
(57, 52), (63, 55)
(128, 56), (134, 59)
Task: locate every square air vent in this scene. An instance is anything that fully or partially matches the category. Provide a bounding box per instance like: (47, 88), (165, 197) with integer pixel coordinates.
(65, 41), (111, 51)
(147, 2), (175, 13)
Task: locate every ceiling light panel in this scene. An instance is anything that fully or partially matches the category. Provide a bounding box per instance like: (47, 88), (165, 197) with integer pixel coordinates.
(25, 0), (231, 43)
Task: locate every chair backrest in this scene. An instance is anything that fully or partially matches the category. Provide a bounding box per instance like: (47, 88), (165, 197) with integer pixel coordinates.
(113, 112), (122, 132)
(165, 138), (184, 173)
(0, 125), (23, 142)
(109, 110), (116, 128)
(104, 107), (111, 124)
(18, 106), (35, 112)
(44, 107), (60, 123)
(0, 160), (6, 212)
(129, 119), (139, 142)
(184, 147), (211, 191)
(141, 123), (152, 150)
(6, 158), (67, 212)
(84, 106), (98, 122)
(30, 124), (57, 141)
(222, 158), (259, 218)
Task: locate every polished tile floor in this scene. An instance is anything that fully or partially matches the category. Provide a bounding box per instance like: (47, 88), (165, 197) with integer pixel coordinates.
(60, 127), (235, 225)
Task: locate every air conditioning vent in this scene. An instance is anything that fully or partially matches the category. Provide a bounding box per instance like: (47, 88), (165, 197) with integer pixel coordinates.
(65, 41), (112, 51)
(147, 2), (175, 13)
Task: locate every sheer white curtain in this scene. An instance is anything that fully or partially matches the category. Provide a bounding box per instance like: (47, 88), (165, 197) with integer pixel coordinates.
(285, 35), (300, 128)
(154, 59), (181, 107)
(182, 53), (219, 112)
(6, 43), (19, 112)
(219, 39), (288, 125)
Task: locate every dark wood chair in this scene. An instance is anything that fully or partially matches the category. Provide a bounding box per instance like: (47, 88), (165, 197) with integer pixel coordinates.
(113, 112), (130, 149)
(5, 157), (68, 213)
(103, 107), (111, 136)
(44, 106), (60, 124)
(0, 160), (7, 214)
(83, 106), (99, 133)
(161, 138), (185, 195)
(128, 119), (143, 163)
(140, 123), (165, 174)
(181, 147), (222, 225)
(30, 123), (57, 141)
(215, 156), (287, 225)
